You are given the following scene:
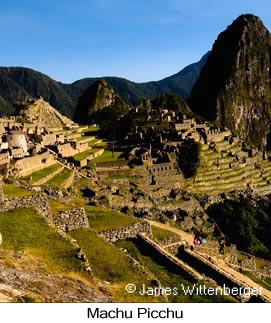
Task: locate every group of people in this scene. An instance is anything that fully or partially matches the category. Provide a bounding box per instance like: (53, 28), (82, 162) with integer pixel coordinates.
(192, 234), (228, 255)
(193, 235), (205, 246)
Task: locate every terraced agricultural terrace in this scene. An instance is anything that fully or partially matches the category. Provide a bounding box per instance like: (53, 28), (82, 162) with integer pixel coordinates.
(187, 140), (271, 195)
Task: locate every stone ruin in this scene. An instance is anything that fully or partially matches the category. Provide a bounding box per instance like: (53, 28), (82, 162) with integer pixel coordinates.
(52, 207), (89, 232)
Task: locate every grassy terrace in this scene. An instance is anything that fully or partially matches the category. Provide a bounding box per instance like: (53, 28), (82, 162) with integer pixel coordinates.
(22, 163), (61, 183)
(244, 271), (271, 292)
(49, 199), (74, 217)
(74, 135), (95, 142)
(2, 184), (36, 198)
(89, 150), (123, 164)
(80, 126), (99, 133)
(69, 229), (159, 302)
(85, 206), (142, 232)
(189, 143), (271, 194)
(45, 169), (72, 187)
(151, 225), (177, 241)
(0, 208), (84, 275)
(73, 148), (101, 161)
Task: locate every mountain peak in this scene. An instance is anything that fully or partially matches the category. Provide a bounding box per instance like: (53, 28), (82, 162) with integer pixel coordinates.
(234, 13), (262, 24)
(188, 14), (271, 148)
(74, 79), (129, 124)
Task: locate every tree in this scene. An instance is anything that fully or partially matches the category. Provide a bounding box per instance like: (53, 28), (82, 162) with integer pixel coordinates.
(177, 140), (200, 178)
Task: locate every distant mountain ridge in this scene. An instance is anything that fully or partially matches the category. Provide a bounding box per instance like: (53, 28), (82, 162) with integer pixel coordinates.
(0, 53), (209, 118)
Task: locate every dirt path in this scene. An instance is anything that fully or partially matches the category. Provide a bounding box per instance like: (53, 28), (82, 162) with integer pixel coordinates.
(148, 220), (271, 302)
(149, 220), (194, 245)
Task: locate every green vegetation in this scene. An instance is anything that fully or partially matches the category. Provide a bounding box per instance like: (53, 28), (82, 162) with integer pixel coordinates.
(45, 169), (72, 186)
(0, 56), (206, 118)
(243, 271), (271, 292)
(114, 239), (234, 302)
(80, 126), (99, 133)
(2, 184), (35, 198)
(48, 199), (74, 217)
(70, 229), (138, 282)
(207, 198), (271, 259)
(89, 150), (123, 163)
(73, 148), (101, 161)
(151, 225), (177, 241)
(151, 93), (192, 114)
(22, 164), (61, 183)
(0, 208), (83, 274)
(178, 140), (200, 178)
(69, 229), (160, 302)
(85, 206), (141, 232)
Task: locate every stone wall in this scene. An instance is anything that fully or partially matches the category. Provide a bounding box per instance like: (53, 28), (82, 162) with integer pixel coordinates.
(33, 165), (64, 185)
(95, 159), (127, 169)
(14, 151), (55, 177)
(156, 235), (181, 247)
(0, 152), (10, 165)
(52, 207), (89, 232)
(57, 143), (77, 158)
(61, 171), (75, 189)
(98, 221), (152, 243)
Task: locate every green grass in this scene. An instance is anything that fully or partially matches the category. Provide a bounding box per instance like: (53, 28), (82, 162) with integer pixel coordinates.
(152, 225), (177, 241)
(48, 199), (74, 217)
(89, 150), (123, 163)
(114, 239), (235, 303)
(85, 206), (142, 232)
(22, 164), (61, 183)
(2, 184), (36, 198)
(69, 229), (160, 302)
(45, 169), (72, 187)
(0, 208), (83, 274)
(70, 229), (138, 282)
(73, 148), (101, 161)
(243, 271), (271, 292)
(80, 126), (99, 133)
(75, 135), (94, 142)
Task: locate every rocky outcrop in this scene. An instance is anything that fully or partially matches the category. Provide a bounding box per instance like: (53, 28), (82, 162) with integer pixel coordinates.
(74, 79), (129, 124)
(137, 93), (193, 116)
(0, 251), (110, 302)
(189, 14), (271, 148)
(98, 222), (152, 243)
(52, 207), (89, 232)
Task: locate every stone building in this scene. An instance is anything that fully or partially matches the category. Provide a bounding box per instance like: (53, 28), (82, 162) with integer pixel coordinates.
(0, 152), (10, 165)
(13, 150), (55, 177)
(134, 148), (185, 189)
(11, 148), (24, 159)
(5, 130), (28, 153)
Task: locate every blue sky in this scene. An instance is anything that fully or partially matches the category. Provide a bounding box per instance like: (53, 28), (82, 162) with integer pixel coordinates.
(0, 0), (271, 83)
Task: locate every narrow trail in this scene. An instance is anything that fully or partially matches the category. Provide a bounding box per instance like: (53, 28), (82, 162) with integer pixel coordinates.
(149, 220), (194, 245)
(148, 220), (271, 302)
